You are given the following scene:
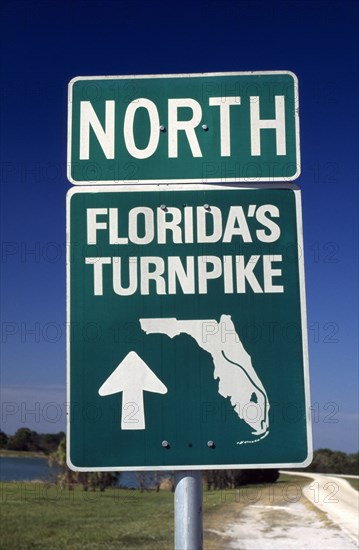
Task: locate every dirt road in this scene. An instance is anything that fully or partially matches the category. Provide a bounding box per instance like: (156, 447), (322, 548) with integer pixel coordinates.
(292, 471), (359, 545)
(215, 472), (358, 549)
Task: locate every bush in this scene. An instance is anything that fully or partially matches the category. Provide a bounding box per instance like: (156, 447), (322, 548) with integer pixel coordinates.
(205, 468), (279, 489)
(304, 449), (359, 475)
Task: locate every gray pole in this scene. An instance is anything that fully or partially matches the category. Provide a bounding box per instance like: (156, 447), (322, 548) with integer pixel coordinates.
(174, 470), (203, 550)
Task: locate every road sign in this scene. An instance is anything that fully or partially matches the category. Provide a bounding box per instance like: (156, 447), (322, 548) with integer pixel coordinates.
(67, 184), (312, 471)
(67, 71), (300, 185)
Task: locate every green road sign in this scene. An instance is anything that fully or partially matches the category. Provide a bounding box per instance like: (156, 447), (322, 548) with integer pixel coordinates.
(67, 72), (300, 185)
(67, 184), (312, 471)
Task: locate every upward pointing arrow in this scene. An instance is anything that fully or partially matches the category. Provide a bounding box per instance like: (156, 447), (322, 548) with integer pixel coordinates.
(98, 351), (167, 430)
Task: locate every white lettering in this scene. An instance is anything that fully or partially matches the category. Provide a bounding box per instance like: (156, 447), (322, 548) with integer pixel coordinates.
(168, 98), (202, 158)
(209, 96), (241, 156)
(168, 256), (195, 294)
(87, 208), (108, 245)
(250, 96), (286, 156)
(80, 101), (115, 160)
(124, 98), (160, 159)
(256, 205), (281, 242)
(128, 207), (154, 245)
(85, 257), (111, 295)
(235, 255), (263, 293)
(223, 255), (234, 293)
(84, 254), (285, 296)
(140, 257), (166, 295)
(109, 208), (128, 245)
(113, 257), (138, 296)
(157, 207), (183, 244)
(198, 256), (222, 294)
(197, 207), (222, 243)
(263, 255), (283, 292)
(223, 206), (252, 243)
(184, 206), (194, 243)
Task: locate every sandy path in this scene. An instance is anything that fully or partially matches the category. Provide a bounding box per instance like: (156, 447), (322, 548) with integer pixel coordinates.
(216, 472), (358, 549)
(286, 471), (359, 545)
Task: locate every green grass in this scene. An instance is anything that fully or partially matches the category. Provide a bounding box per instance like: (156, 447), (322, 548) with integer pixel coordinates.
(343, 477), (359, 491)
(0, 450), (46, 459)
(0, 475), (322, 550)
(1, 484), (174, 550)
(1, 483), (240, 550)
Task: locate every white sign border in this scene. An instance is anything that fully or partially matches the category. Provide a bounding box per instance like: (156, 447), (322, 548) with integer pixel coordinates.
(66, 182), (312, 471)
(67, 71), (301, 185)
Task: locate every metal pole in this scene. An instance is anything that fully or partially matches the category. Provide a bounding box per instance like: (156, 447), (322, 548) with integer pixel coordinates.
(174, 470), (203, 550)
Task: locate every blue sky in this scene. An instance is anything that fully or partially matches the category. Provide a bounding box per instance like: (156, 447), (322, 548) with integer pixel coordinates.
(1, 0), (358, 454)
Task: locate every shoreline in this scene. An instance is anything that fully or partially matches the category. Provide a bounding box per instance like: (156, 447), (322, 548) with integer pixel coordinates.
(0, 450), (47, 459)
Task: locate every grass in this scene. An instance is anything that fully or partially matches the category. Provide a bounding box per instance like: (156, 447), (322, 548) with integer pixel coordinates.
(343, 477), (359, 491)
(0, 474), (332, 549)
(0, 450), (46, 459)
(1, 484), (173, 550)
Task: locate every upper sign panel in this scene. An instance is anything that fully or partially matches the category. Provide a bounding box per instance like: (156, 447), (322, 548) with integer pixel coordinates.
(67, 72), (300, 185)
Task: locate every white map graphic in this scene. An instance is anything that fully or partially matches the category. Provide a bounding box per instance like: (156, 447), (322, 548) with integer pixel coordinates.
(140, 314), (269, 443)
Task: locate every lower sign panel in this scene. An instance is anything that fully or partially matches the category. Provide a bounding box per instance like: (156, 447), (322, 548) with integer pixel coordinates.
(66, 184), (312, 470)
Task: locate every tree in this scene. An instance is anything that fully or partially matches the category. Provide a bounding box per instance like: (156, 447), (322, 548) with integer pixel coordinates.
(347, 452), (359, 475)
(205, 468), (279, 490)
(48, 437), (118, 490)
(7, 428), (40, 452)
(48, 437), (77, 488)
(135, 471), (169, 492)
(37, 432), (65, 454)
(0, 430), (8, 448)
(303, 449), (359, 475)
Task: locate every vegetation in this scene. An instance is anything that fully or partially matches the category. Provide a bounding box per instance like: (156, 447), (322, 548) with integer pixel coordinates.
(0, 449), (47, 458)
(0, 428), (65, 455)
(1, 430), (356, 548)
(303, 448), (359, 475)
(0, 474), (309, 550)
(48, 437), (118, 492)
(0, 483), (175, 550)
(204, 468), (279, 489)
(0, 429), (8, 448)
(344, 477), (359, 491)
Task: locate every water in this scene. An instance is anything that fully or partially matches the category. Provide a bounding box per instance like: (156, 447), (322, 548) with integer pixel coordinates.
(0, 457), (170, 488)
(0, 456), (58, 482)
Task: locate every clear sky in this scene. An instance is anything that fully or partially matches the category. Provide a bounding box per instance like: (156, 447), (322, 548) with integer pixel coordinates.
(1, 0), (358, 454)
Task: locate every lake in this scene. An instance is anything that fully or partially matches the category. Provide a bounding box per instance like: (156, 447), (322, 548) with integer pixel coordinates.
(0, 456), (58, 482)
(0, 457), (169, 488)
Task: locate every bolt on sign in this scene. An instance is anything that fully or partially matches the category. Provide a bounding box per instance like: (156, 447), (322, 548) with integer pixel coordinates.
(67, 71), (300, 185)
(66, 184), (312, 471)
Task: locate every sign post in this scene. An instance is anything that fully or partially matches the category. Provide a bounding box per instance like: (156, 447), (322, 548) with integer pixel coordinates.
(174, 471), (203, 550)
(66, 71), (309, 550)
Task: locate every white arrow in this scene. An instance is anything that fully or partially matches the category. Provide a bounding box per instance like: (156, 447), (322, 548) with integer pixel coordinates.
(98, 351), (167, 430)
